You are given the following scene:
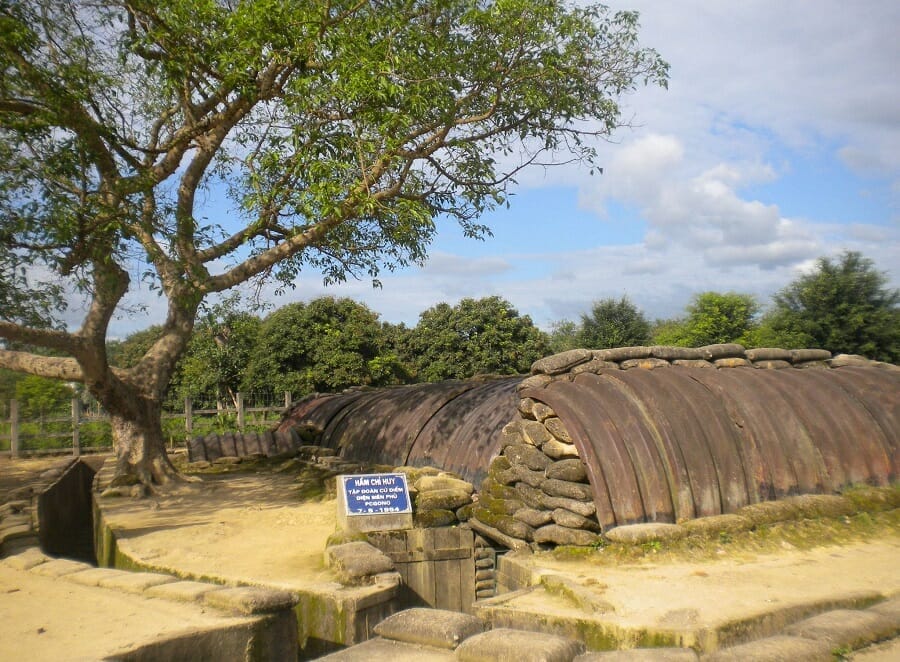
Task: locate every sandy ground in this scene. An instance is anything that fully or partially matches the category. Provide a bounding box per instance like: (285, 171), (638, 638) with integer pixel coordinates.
(0, 455), (70, 495)
(103, 471), (339, 591)
(530, 538), (900, 629)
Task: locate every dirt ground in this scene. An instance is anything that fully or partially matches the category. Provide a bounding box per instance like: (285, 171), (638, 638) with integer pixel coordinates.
(2, 456), (899, 660)
(0, 455), (72, 497)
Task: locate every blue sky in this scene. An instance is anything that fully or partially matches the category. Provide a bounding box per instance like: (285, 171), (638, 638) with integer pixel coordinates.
(111, 0), (899, 335)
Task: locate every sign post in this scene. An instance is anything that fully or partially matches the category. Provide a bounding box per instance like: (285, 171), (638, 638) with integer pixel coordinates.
(337, 473), (413, 533)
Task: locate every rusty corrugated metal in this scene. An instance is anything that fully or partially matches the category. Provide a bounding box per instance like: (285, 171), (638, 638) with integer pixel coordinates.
(327, 381), (476, 467)
(277, 378), (521, 483)
(411, 378), (521, 485)
(279, 365), (898, 528)
(278, 391), (368, 436)
(524, 366), (899, 529)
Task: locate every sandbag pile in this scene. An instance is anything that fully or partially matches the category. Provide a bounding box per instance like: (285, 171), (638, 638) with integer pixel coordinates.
(520, 345), (896, 386)
(470, 405), (601, 548)
(397, 467), (477, 529)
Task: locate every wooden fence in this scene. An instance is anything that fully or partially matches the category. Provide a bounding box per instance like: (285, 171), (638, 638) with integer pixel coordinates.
(1, 392), (293, 458)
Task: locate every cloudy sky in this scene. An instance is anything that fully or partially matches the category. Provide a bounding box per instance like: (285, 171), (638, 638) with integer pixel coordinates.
(112, 0), (899, 335)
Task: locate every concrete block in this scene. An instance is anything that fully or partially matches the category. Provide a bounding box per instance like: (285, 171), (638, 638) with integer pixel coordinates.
(0, 523), (34, 542)
(144, 580), (225, 603)
(30, 558), (93, 577)
(703, 635), (832, 661)
(1, 547), (49, 570)
(317, 637), (456, 661)
(869, 596), (900, 623)
(0, 514), (31, 528)
(68, 568), (131, 587)
(575, 649), (698, 660)
(783, 608), (898, 650)
(97, 571), (177, 594)
(603, 523), (685, 545)
(456, 628), (585, 662)
(204, 586), (298, 615)
(325, 541), (395, 585)
(373, 607), (485, 649)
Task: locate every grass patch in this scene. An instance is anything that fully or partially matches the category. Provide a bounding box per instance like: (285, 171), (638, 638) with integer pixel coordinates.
(548, 508), (900, 566)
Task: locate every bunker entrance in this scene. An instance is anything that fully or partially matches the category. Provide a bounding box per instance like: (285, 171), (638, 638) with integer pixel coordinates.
(367, 529), (502, 614)
(37, 458), (98, 565)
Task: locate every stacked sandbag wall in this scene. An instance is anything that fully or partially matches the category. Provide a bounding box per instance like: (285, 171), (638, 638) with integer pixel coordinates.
(473, 410), (601, 548)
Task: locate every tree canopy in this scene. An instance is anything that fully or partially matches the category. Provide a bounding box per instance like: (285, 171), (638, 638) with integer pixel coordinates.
(577, 296), (651, 349)
(406, 296), (549, 381)
(652, 292), (760, 347)
(763, 251), (899, 362)
(0, 0), (666, 487)
(243, 297), (405, 395)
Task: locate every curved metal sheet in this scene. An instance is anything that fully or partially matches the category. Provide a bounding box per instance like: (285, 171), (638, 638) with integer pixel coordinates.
(525, 377), (645, 528)
(685, 368), (799, 499)
(279, 378), (522, 484)
(639, 368), (750, 515)
(412, 378), (522, 485)
(525, 366), (899, 524)
(752, 369), (861, 490)
(278, 391), (367, 437)
(825, 367), (900, 480)
(576, 373), (675, 523)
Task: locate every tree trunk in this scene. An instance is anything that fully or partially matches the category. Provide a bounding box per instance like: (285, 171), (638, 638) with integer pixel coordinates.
(107, 392), (179, 492)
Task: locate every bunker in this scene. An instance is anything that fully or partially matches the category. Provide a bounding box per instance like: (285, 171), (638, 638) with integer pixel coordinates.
(245, 345), (899, 549)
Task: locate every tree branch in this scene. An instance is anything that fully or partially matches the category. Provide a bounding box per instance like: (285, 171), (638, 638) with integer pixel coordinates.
(0, 349), (84, 382)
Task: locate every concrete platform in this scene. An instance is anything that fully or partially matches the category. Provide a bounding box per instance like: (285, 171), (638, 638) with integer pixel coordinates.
(480, 539), (900, 651)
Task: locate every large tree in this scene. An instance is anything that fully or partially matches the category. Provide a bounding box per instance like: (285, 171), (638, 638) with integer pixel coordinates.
(764, 251), (899, 362)
(407, 296), (550, 381)
(0, 0), (667, 489)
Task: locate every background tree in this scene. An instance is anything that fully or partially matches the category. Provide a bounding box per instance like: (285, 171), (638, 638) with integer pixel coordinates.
(577, 296), (651, 348)
(14, 375), (73, 419)
(652, 292), (760, 347)
(764, 251), (899, 362)
(548, 319), (581, 353)
(175, 296), (262, 409)
(0, 0), (667, 489)
(107, 327), (167, 370)
(406, 296), (550, 381)
(243, 297), (404, 396)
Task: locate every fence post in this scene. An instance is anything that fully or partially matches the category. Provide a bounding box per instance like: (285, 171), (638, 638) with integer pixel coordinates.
(10, 399), (19, 458)
(72, 398), (81, 457)
(237, 392), (245, 432)
(184, 396), (193, 446)
(284, 391), (291, 410)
